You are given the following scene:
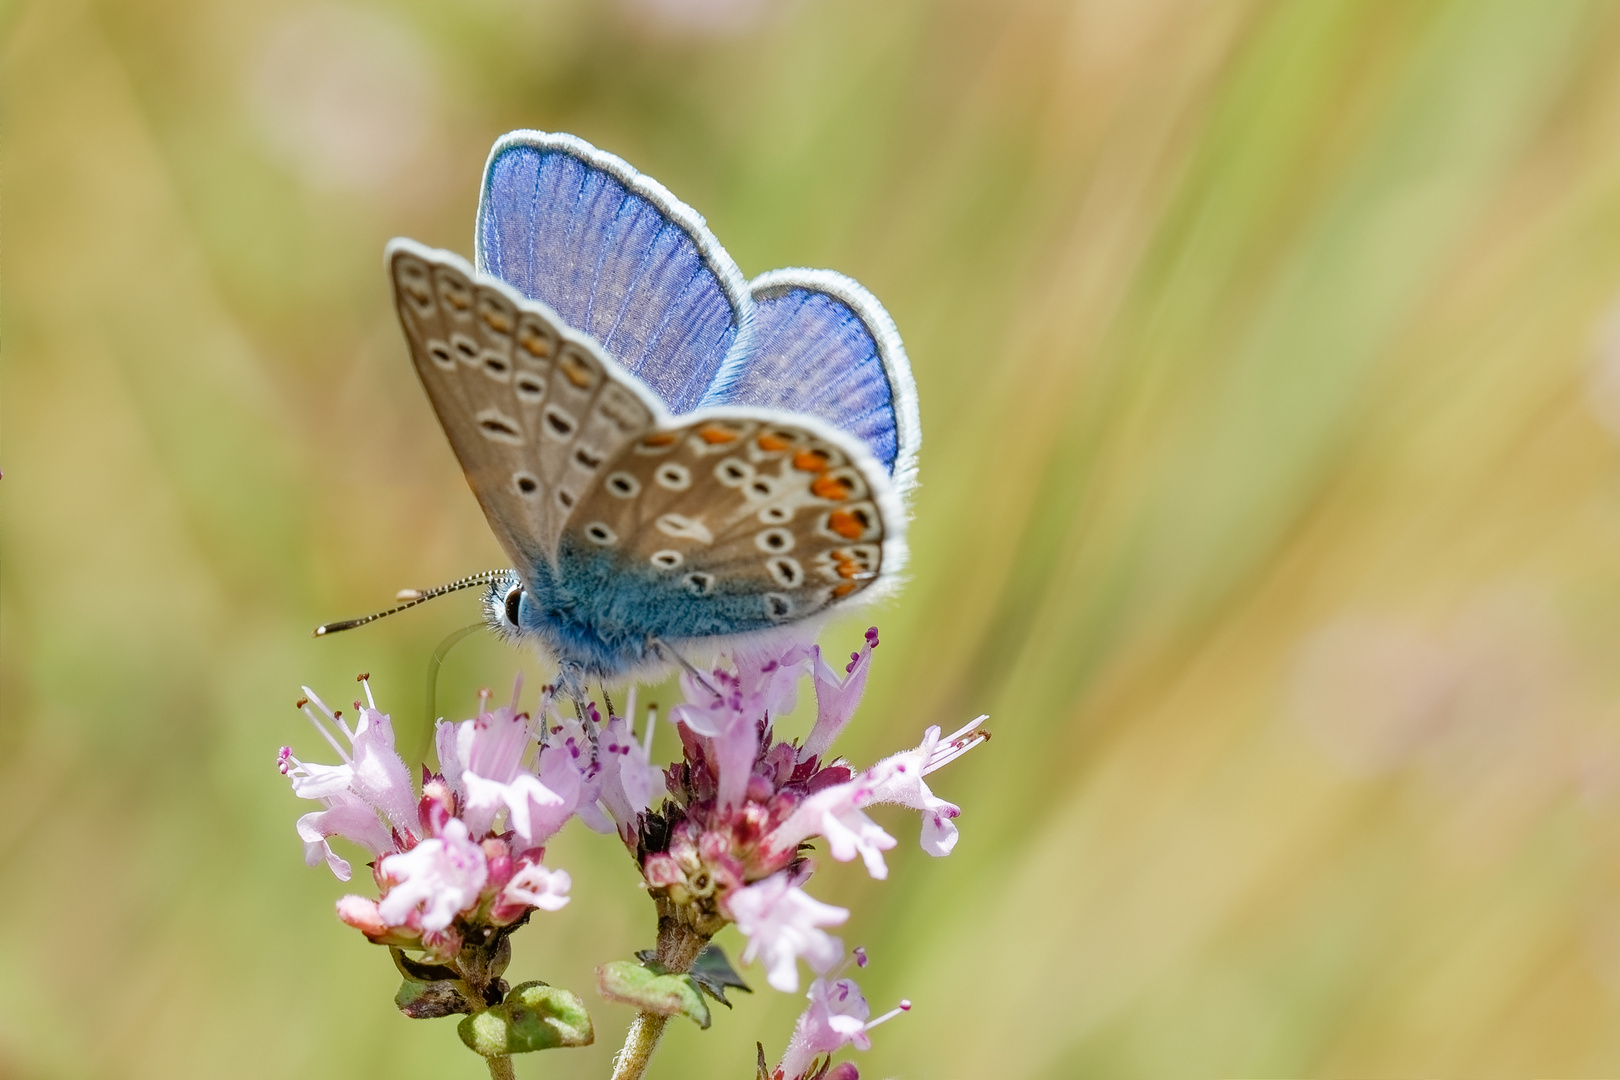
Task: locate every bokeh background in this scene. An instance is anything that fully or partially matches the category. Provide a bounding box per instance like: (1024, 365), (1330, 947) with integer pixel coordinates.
(9, 0), (1620, 1076)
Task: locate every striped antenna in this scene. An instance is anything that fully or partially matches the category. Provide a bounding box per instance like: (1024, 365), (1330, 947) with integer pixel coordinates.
(313, 570), (509, 637)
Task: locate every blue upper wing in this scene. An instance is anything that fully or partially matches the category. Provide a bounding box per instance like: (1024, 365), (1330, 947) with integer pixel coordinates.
(701, 269), (920, 496)
(475, 132), (754, 415)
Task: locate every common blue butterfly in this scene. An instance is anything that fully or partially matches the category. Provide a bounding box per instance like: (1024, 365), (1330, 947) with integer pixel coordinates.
(382, 131), (918, 688)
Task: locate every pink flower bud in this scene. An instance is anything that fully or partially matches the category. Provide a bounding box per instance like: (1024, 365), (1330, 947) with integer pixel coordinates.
(335, 895), (387, 936)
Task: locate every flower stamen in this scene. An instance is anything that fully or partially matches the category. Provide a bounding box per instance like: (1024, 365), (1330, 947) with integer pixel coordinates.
(864, 999), (910, 1030)
(299, 687), (353, 763)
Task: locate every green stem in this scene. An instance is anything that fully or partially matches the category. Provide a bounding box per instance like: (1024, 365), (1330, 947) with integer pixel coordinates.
(485, 1055), (515, 1080)
(610, 919), (711, 1080)
(611, 1011), (668, 1080)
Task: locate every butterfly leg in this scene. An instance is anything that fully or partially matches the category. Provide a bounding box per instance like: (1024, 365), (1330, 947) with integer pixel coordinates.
(648, 636), (722, 701)
(554, 660), (596, 726)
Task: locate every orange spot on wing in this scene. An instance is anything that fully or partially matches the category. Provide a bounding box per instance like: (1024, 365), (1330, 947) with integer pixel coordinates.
(834, 553), (863, 579)
(811, 474), (854, 501)
(757, 433), (791, 452)
(831, 581), (859, 598)
(698, 425), (738, 444)
(641, 433), (677, 447)
(793, 449), (832, 473)
(560, 353), (593, 387)
(519, 331), (552, 358)
(827, 509), (866, 539)
(483, 310), (513, 333)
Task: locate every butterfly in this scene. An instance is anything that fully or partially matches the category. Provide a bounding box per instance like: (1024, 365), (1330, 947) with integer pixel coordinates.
(374, 131), (918, 689)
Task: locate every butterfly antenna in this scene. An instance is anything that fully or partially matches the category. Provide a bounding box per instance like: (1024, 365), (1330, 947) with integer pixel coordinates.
(313, 570), (509, 637)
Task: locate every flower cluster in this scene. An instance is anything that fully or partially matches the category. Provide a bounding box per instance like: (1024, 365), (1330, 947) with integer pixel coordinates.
(279, 629), (987, 1078)
(639, 629), (988, 1000)
(278, 675), (589, 962)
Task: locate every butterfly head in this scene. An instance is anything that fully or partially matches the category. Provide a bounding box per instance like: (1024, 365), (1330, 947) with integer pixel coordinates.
(483, 570), (530, 642)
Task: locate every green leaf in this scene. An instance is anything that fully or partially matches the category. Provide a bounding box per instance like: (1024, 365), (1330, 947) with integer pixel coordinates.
(456, 982), (594, 1056)
(595, 960), (712, 1029)
(394, 978), (474, 1019)
(687, 944), (751, 1008)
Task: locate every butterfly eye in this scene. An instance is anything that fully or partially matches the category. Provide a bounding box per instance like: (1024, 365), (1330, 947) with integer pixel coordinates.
(503, 584), (524, 627)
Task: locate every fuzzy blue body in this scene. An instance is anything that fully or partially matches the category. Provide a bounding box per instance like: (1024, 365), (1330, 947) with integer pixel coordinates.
(494, 538), (793, 679)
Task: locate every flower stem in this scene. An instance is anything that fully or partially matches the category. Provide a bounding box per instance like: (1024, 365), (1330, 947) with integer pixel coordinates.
(609, 918), (711, 1080)
(485, 1055), (515, 1080)
(611, 1011), (669, 1080)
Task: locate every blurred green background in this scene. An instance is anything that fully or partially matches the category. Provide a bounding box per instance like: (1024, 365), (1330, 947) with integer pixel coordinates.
(10, 0), (1620, 1076)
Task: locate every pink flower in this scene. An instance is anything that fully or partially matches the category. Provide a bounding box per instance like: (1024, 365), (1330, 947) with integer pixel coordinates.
(436, 680), (538, 835)
(502, 859), (571, 912)
(281, 677), (582, 943)
(776, 949), (911, 1080)
(859, 716), (988, 857)
(800, 628), (879, 763)
(463, 770), (571, 847)
(378, 817), (489, 932)
(279, 678), (419, 880)
(595, 690), (665, 826)
(670, 674), (762, 810)
(734, 640), (816, 717)
(726, 870), (848, 992)
(292, 789), (393, 880)
(759, 781), (898, 879)
(776, 964), (910, 1080)
(672, 643), (814, 808)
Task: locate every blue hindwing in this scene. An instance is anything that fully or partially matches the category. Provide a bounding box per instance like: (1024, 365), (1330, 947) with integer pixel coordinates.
(699, 269), (919, 495)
